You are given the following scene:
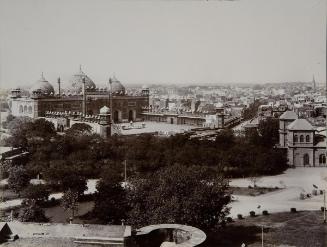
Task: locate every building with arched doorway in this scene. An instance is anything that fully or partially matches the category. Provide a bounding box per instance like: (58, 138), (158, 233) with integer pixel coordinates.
(279, 111), (326, 167)
(8, 67), (150, 123)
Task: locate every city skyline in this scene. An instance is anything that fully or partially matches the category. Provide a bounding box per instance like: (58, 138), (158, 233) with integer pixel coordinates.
(0, 0), (325, 88)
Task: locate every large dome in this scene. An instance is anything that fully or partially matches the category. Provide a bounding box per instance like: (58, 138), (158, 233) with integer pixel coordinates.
(29, 73), (55, 96)
(109, 76), (125, 95)
(68, 66), (96, 93)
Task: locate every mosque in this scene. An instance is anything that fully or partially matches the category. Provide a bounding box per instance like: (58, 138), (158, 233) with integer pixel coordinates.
(8, 66), (150, 123)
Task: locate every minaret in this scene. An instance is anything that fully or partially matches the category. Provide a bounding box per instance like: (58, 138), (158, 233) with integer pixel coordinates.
(313, 74), (316, 93)
(82, 77), (86, 115)
(57, 77), (61, 96)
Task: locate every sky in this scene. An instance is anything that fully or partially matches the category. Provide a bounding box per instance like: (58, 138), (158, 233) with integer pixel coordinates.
(0, 0), (325, 89)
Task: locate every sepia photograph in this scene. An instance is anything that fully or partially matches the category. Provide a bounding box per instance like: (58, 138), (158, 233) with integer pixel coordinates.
(0, 0), (326, 246)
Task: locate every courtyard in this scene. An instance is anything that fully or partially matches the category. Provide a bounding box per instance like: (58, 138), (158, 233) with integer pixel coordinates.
(229, 167), (327, 218)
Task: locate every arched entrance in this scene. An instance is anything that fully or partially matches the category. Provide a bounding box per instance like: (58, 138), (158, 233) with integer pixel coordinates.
(303, 154), (310, 166)
(114, 110), (119, 123)
(128, 110), (135, 122)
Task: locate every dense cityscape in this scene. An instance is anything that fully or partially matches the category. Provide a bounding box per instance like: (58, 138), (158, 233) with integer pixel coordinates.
(0, 0), (325, 246)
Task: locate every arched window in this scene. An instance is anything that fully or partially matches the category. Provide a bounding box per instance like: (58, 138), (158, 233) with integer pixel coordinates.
(319, 154), (326, 165)
(28, 106), (32, 114)
(294, 135), (298, 142)
(23, 105), (27, 113)
(306, 135), (310, 142)
(300, 135), (304, 142)
(19, 105), (23, 113)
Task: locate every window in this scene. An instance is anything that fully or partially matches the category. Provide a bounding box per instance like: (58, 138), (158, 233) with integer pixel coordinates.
(19, 105), (23, 113)
(23, 105), (27, 113)
(28, 106), (32, 114)
(319, 154), (326, 165)
(300, 135), (304, 142)
(294, 135), (298, 142)
(306, 135), (310, 142)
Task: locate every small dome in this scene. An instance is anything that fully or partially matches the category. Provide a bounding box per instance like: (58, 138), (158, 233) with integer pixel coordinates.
(100, 106), (110, 114)
(29, 73), (55, 96)
(109, 76), (125, 95)
(68, 66), (96, 93)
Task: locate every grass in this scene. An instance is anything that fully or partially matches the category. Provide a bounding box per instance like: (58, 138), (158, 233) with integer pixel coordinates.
(44, 201), (95, 223)
(200, 211), (327, 247)
(229, 186), (280, 197)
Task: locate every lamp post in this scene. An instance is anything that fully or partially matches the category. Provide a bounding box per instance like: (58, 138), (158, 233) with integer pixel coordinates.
(324, 190), (326, 224)
(261, 225), (264, 247)
(109, 78), (113, 135)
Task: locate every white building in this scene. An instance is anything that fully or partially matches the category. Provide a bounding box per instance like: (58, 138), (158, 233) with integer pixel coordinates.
(279, 111), (326, 167)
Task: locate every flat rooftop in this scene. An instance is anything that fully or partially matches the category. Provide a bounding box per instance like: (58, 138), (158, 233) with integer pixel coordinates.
(1, 221), (131, 247)
(119, 121), (198, 135)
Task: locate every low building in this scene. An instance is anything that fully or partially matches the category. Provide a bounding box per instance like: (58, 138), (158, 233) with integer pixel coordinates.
(278, 111), (326, 167)
(0, 222), (131, 247)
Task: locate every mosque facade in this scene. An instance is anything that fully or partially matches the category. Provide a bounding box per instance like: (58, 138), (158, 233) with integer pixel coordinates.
(8, 67), (150, 123)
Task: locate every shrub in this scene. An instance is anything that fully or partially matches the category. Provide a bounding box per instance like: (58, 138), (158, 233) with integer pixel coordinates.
(299, 193), (305, 200)
(237, 214), (243, 220)
(248, 185), (253, 189)
(262, 210), (269, 216)
(320, 190), (324, 195)
(312, 190), (318, 196)
(249, 211), (256, 217)
(221, 220), (226, 227)
(226, 217), (233, 223)
(321, 207), (326, 212)
(290, 208), (297, 213)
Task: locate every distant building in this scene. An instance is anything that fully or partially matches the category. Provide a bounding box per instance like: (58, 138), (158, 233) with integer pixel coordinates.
(8, 67), (149, 123)
(279, 111), (326, 167)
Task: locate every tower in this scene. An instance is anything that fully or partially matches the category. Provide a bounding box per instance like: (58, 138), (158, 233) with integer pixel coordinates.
(82, 77), (86, 115)
(312, 75), (316, 93)
(57, 77), (61, 96)
(99, 106), (111, 138)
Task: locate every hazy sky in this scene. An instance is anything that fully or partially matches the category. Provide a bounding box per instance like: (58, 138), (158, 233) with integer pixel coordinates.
(0, 0), (325, 89)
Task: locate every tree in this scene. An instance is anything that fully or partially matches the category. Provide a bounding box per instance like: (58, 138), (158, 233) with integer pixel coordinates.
(23, 184), (50, 204)
(61, 174), (87, 196)
(8, 166), (30, 196)
(61, 189), (79, 220)
(126, 164), (230, 229)
(65, 123), (92, 136)
(19, 199), (48, 222)
(93, 167), (127, 224)
(258, 118), (279, 147)
(242, 100), (261, 120)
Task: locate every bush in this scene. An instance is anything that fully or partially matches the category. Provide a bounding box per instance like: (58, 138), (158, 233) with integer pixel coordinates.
(237, 214), (243, 220)
(248, 185), (252, 189)
(299, 193), (305, 200)
(320, 190), (324, 195)
(290, 208), (297, 213)
(262, 210), (269, 216)
(221, 220), (226, 227)
(321, 207), (326, 212)
(226, 217), (233, 223)
(249, 211), (255, 217)
(312, 190), (318, 196)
